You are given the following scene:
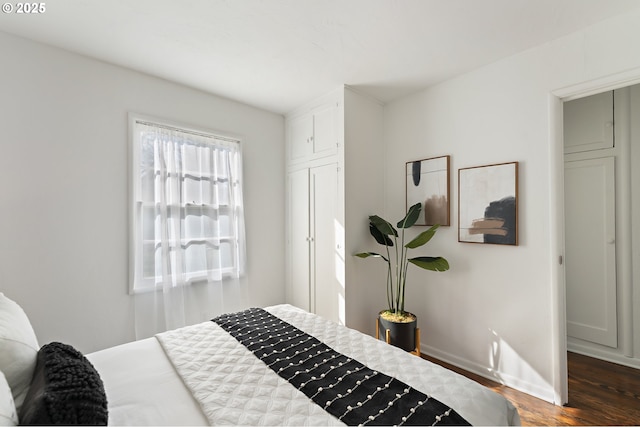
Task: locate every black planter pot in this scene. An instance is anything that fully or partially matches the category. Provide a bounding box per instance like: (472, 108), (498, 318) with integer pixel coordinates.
(377, 311), (417, 352)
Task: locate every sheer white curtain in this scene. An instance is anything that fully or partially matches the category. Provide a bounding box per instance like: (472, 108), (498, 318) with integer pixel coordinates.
(131, 118), (248, 339)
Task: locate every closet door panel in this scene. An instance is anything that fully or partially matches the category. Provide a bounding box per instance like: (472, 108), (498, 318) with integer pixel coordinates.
(310, 163), (340, 323)
(565, 156), (617, 348)
(287, 169), (311, 312)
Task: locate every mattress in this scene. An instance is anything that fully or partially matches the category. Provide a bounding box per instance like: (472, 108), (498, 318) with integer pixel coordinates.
(87, 304), (520, 426)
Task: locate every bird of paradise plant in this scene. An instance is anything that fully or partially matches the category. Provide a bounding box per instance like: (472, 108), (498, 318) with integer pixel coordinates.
(355, 202), (449, 319)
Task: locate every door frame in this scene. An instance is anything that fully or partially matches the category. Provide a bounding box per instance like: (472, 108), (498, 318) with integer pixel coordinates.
(550, 67), (640, 405)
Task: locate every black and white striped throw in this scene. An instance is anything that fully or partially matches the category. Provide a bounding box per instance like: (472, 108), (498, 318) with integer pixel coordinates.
(212, 308), (471, 426)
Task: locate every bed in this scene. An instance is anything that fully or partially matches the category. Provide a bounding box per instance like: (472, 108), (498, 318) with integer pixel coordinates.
(1, 294), (519, 426)
(87, 304), (519, 426)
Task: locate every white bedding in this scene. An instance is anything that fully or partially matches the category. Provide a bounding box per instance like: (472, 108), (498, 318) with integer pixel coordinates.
(87, 337), (208, 426)
(88, 304), (520, 426)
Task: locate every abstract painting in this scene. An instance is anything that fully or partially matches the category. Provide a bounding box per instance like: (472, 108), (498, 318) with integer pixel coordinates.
(458, 162), (518, 245)
(406, 155), (450, 226)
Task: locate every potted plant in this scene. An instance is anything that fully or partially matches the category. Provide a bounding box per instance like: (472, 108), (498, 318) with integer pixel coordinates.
(355, 202), (449, 352)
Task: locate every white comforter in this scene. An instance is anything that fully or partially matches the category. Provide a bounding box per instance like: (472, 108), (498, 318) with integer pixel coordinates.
(89, 304), (519, 426)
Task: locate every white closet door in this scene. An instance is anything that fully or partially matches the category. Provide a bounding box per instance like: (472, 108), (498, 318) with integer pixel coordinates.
(287, 169), (311, 311)
(565, 156), (617, 348)
(310, 163), (340, 323)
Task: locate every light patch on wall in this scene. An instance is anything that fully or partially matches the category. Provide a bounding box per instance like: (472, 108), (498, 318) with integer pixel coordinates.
(487, 329), (554, 402)
(335, 219), (346, 325)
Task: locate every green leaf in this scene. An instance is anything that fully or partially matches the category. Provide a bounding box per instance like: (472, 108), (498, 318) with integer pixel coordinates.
(354, 252), (389, 262)
(405, 224), (440, 249)
(408, 256), (450, 271)
(370, 215), (398, 237)
(369, 224), (394, 247)
(397, 203), (421, 229)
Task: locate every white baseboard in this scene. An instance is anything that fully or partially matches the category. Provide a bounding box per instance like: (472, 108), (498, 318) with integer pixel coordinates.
(567, 341), (640, 369)
(422, 344), (556, 404)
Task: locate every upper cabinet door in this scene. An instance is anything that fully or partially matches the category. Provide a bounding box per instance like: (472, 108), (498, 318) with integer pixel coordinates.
(288, 114), (314, 163)
(287, 103), (338, 165)
(312, 104), (338, 159)
(563, 91), (614, 154)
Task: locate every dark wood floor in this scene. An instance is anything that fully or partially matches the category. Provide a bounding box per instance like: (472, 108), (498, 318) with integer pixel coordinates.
(424, 352), (640, 426)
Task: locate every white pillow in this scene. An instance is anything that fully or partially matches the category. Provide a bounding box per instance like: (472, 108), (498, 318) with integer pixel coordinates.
(0, 293), (39, 414)
(0, 371), (18, 426)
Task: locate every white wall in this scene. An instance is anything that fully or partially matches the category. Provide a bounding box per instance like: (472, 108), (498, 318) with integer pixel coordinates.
(343, 88), (386, 336)
(381, 9), (640, 402)
(0, 31), (285, 353)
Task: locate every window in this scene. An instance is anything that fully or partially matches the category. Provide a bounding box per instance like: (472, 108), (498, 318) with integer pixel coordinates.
(130, 115), (245, 293)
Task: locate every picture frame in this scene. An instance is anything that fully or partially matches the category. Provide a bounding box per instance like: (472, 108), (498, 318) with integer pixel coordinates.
(405, 155), (450, 226)
(458, 161), (518, 245)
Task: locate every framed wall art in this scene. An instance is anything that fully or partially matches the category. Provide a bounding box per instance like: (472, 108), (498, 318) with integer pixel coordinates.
(406, 155), (450, 226)
(458, 161), (518, 245)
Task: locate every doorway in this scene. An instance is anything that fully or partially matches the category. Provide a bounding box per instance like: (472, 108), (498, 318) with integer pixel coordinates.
(555, 81), (640, 405)
(563, 90), (618, 350)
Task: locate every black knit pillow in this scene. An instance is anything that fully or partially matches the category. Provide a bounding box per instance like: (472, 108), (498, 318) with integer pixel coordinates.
(18, 342), (108, 425)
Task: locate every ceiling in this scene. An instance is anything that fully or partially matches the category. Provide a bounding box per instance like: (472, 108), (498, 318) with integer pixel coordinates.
(2, 0), (639, 114)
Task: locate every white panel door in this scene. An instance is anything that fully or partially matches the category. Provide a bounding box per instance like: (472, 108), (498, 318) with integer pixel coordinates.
(310, 163), (340, 323)
(287, 169), (311, 311)
(565, 157), (617, 348)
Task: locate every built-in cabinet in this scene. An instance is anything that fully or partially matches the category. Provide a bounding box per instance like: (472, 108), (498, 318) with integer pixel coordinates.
(285, 87), (385, 330)
(564, 91), (618, 350)
(286, 89), (344, 324)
